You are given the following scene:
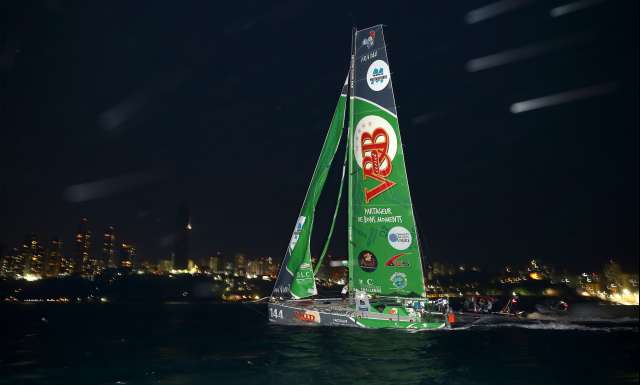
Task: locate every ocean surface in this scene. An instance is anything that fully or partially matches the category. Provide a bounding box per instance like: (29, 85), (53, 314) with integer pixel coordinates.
(1, 303), (637, 385)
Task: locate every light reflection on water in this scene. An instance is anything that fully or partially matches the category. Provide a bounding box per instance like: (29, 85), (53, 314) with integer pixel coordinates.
(0, 303), (637, 385)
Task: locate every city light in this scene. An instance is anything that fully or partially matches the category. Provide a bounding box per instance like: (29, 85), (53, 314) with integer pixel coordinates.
(22, 273), (42, 282)
(529, 272), (543, 280)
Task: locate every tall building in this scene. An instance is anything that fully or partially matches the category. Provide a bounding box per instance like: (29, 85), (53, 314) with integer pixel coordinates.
(120, 242), (136, 269)
(1, 247), (20, 277)
(221, 254), (234, 275)
(264, 257), (278, 277)
(21, 234), (44, 276)
(11, 247), (25, 276)
(59, 253), (73, 275)
(45, 238), (63, 277)
(102, 226), (117, 268)
(246, 258), (266, 277)
(0, 254), (10, 277)
(208, 255), (220, 273)
(234, 254), (247, 276)
(173, 204), (191, 270)
(74, 218), (91, 275)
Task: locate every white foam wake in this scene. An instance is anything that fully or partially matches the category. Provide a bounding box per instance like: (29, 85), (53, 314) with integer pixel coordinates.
(472, 321), (638, 332)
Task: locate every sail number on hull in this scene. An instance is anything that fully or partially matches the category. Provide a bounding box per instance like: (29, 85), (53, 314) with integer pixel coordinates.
(269, 308), (284, 320)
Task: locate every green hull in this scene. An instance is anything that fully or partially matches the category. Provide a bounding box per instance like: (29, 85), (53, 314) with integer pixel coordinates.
(268, 300), (447, 331)
(356, 317), (446, 330)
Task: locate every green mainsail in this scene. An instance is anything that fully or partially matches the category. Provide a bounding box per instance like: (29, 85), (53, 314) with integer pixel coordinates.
(271, 77), (348, 299)
(348, 26), (427, 298)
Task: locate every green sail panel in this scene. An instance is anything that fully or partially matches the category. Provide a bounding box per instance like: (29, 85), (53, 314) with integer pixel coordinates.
(272, 77), (348, 299)
(348, 26), (427, 298)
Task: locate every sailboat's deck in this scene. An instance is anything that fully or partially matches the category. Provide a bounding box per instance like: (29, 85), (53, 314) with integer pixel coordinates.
(277, 298), (445, 324)
(279, 298), (357, 316)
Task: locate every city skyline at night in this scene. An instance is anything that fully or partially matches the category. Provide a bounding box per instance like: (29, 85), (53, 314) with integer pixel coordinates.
(0, 2), (637, 315)
(1, 3), (637, 384)
(1, 2), (637, 273)
(1, 213), (637, 280)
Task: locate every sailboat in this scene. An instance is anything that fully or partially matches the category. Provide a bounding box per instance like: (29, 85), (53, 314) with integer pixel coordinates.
(268, 26), (448, 330)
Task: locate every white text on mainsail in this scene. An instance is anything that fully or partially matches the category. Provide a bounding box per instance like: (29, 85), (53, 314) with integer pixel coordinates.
(357, 215), (403, 223)
(364, 207), (392, 215)
(361, 50), (378, 63)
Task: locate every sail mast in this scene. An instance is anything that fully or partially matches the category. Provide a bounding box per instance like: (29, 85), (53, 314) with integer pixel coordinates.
(347, 26), (357, 294)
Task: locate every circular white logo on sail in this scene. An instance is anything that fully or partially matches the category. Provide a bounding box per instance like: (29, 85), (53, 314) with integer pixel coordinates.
(388, 226), (412, 250)
(367, 60), (390, 91)
(354, 115), (397, 171)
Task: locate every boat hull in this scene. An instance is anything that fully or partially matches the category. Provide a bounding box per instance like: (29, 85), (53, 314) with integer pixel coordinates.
(268, 299), (447, 330)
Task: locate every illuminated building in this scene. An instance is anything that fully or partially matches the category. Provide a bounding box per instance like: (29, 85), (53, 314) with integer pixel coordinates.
(208, 255), (220, 273)
(222, 255), (234, 275)
(1, 247), (20, 277)
(246, 258), (265, 277)
(74, 218), (91, 275)
(103, 226), (117, 268)
(59, 253), (73, 275)
(264, 257), (278, 277)
(139, 260), (154, 273)
(157, 259), (173, 273)
(120, 242), (136, 269)
(173, 204), (191, 270)
(0, 254), (10, 276)
(45, 238), (63, 277)
(21, 234), (44, 276)
(234, 254), (247, 276)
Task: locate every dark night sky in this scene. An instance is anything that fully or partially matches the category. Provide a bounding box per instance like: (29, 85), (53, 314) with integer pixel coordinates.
(1, 1), (638, 271)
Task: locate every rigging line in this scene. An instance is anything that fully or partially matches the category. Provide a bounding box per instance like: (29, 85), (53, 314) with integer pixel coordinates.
(247, 297), (270, 303)
(314, 137), (348, 275)
(412, 201), (431, 283)
(240, 299), (270, 319)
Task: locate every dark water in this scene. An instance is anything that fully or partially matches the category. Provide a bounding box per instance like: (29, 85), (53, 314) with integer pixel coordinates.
(1, 304), (637, 385)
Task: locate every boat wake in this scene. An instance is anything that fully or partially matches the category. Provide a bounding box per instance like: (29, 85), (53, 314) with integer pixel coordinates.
(466, 320), (639, 332)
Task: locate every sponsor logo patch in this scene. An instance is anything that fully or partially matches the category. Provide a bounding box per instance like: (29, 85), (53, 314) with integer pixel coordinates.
(358, 278), (382, 294)
(361, 30), (376, 49)
(387, 226), (412, 251)
(354, 115), (398, 202)
(358, 250), (378, 272)
(384, 253), (410, 267)
(366, 60), (390, 91)
(288, 216), (306, 252)
(293, 310), (321, 323)
(390, 272), (408, 289)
